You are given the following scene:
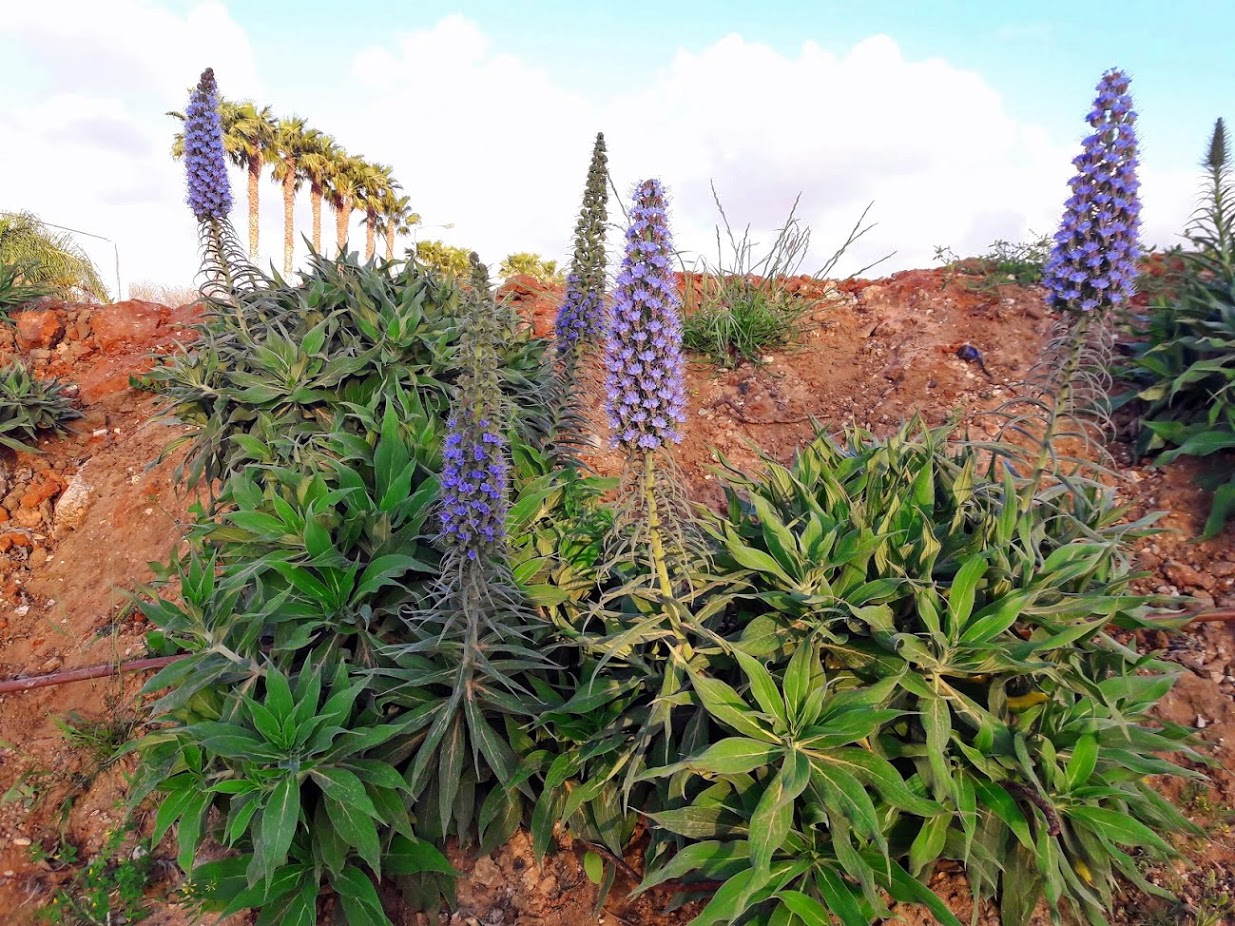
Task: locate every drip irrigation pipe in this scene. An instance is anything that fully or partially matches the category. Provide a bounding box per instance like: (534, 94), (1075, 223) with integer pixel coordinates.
(1, 608), (1234, 694)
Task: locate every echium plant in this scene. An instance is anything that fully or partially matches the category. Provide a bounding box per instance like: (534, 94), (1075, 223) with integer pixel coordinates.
(181, 67), (260, 298)
(555, 132), (609, 356)
(988, 69), (1141, 517)
(388, 254), (553, 840)
(438, 258), (510, 562)
(1042, 68), (1142, 316)
(604, 179), (691, 592)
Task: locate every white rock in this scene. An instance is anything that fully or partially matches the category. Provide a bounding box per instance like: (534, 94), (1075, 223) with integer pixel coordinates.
(54, 470), (94, 535)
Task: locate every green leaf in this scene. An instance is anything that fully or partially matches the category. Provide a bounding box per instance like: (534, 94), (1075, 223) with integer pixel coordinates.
(1064, 735), (1098, 791)
(647, 737), (784, 779)
(386, 834), (458, 876)
(331, 866), (393, 926)
(726, 539), (797, 587)
(355, 553), (429, 598)
(972, 779), (1034, 850)
(584, 850), (604, 884)
(264, 666), (295, 723)
(778, 890), (832, 926)
(689, 669), (777, 742)
(1065, 806), (1173, 853)
(945, 552), (987, 638)
(814, 866), (869, 926)
(782, 641), (814, 720)
(324, 795), (383, 875)
(257, 777), (300, 885)
(734, 651), (787, 727)
(632, 840), (750, 896)
(310, 767), (379, 817)
(908, 814), (949, 876)
(750, 751), (811, 873)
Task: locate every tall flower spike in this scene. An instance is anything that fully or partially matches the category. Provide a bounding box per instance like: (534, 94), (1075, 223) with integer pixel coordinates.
(556, 133), (609, 353)
(184, 68), (233, 222)
(438, 255), (510, 561)
(604, 179), (686, 453)
(1042, 68), (1141, 315)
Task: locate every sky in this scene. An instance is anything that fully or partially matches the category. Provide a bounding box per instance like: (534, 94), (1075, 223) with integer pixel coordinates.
(1, 1), (1233, 297)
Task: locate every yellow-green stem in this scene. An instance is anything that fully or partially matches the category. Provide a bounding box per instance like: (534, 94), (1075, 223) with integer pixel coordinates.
(1019, 312), (1094, 515)
(643, 451), (675, 599)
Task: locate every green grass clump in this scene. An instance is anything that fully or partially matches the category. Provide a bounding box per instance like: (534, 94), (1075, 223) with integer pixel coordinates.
(0, 359), (79, 452)
(1120, 118), (1235, 537)
(682, 283), (808, 367)
(681, 186), (884, 368)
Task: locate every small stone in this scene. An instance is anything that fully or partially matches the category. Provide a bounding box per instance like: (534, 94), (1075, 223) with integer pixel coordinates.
(1197, 716), (1209, 729)
(12, 836), (31, 847)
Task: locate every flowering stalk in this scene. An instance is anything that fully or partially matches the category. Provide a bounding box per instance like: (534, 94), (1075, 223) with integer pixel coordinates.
(556, 133), (610, 356)
(1042, 69), (1141, 316)
(1014, 69), (1139, 513)
(604, 180), (690, 595)
(182, 67), (259, 301)
(184, 68), (232, 223)
(438, 256), (509, 564)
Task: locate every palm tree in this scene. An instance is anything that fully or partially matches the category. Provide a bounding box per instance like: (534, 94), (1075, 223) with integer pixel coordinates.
(270, 116), (309, 274)
(357, 162), (397, 262)
(169, 98), (275, 258)
(299, 130), (337, 255)
(326, 153), (364, 256)
(376, 192), (420, 261)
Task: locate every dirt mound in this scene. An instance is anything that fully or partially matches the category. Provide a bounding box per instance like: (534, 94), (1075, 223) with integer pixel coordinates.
(0, 275), (1231, 925)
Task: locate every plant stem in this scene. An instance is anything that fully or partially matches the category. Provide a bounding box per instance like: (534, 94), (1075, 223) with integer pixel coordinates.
(643, 451), (675, 599)
(1020, 312), (1093, 514)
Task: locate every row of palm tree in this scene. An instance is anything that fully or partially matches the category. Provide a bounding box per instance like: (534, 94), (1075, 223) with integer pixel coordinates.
(171, 100), (420, 274)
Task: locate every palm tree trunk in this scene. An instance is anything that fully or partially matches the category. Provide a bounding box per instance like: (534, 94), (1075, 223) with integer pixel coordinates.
(365, 212), (376, 261)
(310, 184), (323, 254)
(282, 168), (295, 275)
(385, 224), (395, 261)
(247, 159), (261, 258)
(336, 200), (349, 254)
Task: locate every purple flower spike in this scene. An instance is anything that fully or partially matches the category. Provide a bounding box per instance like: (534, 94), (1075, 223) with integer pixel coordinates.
(1043, 68), (1141, 314)
(184, 68), (233, 222)
(438, 258), (509, 557)
(604, 179), (686, 452)
(438, 410), (509, 553)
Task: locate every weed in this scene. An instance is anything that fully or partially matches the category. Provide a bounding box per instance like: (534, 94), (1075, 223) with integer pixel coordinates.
(934, 233), (1051, 292)
(33, 825), (155, 926)
(682, 184), (886, 367)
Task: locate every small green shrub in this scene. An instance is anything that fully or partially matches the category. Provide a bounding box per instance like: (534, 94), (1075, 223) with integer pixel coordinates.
(33, 825), (156, 926)
(934, 234), (1051, 291)
(534, 421), (1197, 926)
(683, 286), (808, 367)
(0, 211), (110, 301)
(0, 360), (79, 451)
(0, 260), (52, 320)
(1121, 118), (1235, 537)
(145, 250), (555, 493)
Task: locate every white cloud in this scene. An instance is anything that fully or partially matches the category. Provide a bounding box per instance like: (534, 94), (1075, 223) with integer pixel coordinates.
(0, 8), (1200, 291)
(344, 22), (1195, 278)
